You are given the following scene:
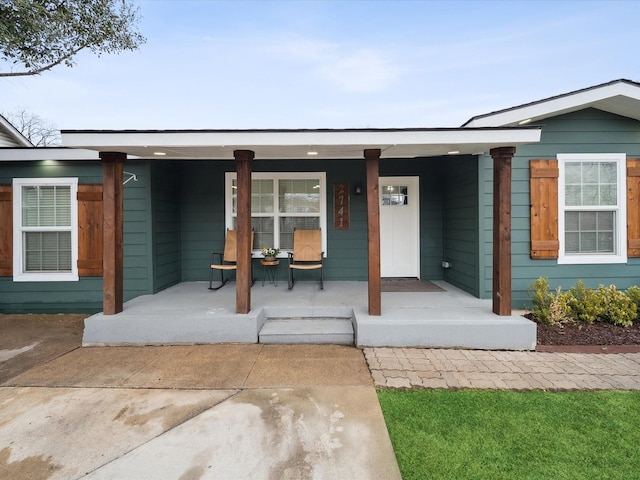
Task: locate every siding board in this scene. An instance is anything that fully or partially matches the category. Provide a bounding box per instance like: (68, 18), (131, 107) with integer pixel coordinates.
(443, 156), (479, 295)
(151, 162), (181, 292)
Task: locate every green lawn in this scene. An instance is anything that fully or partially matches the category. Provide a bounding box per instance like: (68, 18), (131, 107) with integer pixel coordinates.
(378, 390), (640, 480)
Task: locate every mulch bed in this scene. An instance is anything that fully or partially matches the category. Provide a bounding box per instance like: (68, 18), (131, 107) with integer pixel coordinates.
(527, 313), (640, 353)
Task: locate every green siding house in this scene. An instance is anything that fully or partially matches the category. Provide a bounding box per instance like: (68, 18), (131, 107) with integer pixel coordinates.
(465, 80), (640, 307)
(1, 79), (639, 348)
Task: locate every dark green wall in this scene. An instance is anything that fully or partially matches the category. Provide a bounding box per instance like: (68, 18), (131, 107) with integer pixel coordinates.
(442, 155), (480, 296)
(1, 152), (467, 311)
(179, 160), (229, 282)
(480, 108), (640, 308)
(0, 161), (104, 312)
(178, 157), (448, 283)
(121, 161), (154, 302)
(0, 159), (155, 313)
(150, 161), (181, 292)
(178, 159), (371, 283)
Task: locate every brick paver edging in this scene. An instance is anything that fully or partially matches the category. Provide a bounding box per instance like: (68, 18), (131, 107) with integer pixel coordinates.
(363, 347), (640, 391)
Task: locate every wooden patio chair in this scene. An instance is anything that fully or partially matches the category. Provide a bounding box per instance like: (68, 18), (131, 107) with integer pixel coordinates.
(287, 229), (324, 290)
(209, 229), (255, 290)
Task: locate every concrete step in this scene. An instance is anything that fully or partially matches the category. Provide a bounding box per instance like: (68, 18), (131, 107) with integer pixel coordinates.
(259, 317), (354, 345)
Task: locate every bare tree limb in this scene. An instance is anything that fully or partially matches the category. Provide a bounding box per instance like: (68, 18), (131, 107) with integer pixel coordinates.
(3, 110), (62, 147)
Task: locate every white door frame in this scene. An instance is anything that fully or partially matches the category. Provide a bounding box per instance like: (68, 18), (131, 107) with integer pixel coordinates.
(379, 176), (420, 278)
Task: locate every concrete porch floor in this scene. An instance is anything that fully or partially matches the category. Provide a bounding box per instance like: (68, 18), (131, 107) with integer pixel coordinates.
(84, 281), (536, 350)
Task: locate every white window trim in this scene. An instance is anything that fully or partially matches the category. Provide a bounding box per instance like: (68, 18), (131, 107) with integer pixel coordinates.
(12, 178), (79, 281)
(557, 153), (627, 265)
(225, 172), (327, 257)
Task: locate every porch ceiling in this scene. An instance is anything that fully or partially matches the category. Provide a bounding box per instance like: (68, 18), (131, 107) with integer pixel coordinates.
(60, 127), (541, 160)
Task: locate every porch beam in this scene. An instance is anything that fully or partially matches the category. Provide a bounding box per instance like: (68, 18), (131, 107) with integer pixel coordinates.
(365, 148), (382, 316)
(490, 146), (516, 316)
(234, 149), (254, 314)
(100, 151), (125, 315)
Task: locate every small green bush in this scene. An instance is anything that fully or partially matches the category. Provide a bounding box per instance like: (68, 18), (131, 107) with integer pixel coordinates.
(526, 278), (572, 325)
(526, 277), (553, 324)
(564, 280), (602, 324)
(626, 285), (640, 310)
(526, 278), (638, 327)
(549, 288), (573, 324)
(597, 284), (637, 327)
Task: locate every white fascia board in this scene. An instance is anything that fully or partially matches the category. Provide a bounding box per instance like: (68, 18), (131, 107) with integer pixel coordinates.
(405, 128), (542, 146)
(0, 148), (101, 161)
(0, 116), (33, 147)
(466, 82), (640, 127)
(62, 128), (540, 149)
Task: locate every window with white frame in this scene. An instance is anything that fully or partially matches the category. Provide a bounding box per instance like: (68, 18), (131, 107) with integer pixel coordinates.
(225, 172), (326, 256)
(558, 153), (626, 264)
(13, 178), (79, 281)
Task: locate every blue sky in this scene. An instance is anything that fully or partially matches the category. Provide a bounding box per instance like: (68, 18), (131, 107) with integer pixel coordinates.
(1, 0), (639, 130)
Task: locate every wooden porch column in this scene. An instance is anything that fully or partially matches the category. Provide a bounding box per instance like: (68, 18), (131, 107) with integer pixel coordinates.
(100, 152), (125, 315)
(234, 150), (254, 314)
(365, 148), (382, 316)
(490, 146), (516, 316)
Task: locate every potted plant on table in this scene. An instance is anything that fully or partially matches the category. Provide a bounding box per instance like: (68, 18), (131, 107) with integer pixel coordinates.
(261, 247), (280, 262)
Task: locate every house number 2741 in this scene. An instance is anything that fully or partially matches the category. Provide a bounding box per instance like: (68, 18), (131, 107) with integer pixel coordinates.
(334, 182), (350, 230)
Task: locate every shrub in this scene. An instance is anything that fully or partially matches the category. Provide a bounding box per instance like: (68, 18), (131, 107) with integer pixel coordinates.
(549, 287), (573, 325)
(526, 278), (638, 326)
(527, 278), (571, 325)
(564, 280), (602, 324)
(526, 277), (554, 324)
(596, 284), (636, 327)
(626, 285), (640, 310)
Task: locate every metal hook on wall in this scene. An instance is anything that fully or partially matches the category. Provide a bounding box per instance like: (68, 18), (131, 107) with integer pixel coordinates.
(123, 171), (138, 185)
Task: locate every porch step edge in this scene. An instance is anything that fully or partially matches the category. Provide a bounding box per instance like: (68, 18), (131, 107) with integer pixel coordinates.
(259, 318), (354, 345)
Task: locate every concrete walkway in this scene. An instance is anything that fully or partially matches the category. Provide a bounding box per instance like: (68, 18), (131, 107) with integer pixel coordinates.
(0, 331), (401, 480)
(365, 347), (640, 390)
(2, 314), (640, 479)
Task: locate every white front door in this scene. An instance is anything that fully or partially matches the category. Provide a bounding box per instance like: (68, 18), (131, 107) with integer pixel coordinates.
(380, 176), (420, 278)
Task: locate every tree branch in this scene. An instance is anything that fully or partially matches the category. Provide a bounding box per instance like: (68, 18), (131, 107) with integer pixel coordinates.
(0, 46), (84, 77)
(0, 0), (145, 78)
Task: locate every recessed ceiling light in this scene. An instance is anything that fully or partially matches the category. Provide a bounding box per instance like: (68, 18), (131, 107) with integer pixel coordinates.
(307, 151), (318, 156)
(518, 118), (532, 125)
(154, 151), (166, 156)
(448, 150), (460, 155)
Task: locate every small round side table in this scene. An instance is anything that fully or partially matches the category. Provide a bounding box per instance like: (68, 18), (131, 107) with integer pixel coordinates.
(261, 259), (280, 286)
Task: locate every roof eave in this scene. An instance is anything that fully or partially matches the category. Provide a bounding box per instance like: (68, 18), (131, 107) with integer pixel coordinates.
(60, 127), (541, 160)
(463, 79), (640, 127)
(0, 114), (34, 147)
(0, 147), (101, 162)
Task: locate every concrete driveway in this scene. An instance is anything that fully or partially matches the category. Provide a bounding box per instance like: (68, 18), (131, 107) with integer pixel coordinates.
(0, 314), (401, 480)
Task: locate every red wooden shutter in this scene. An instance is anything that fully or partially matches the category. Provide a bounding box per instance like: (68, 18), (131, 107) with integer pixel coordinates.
(0, 185), (12, 276)
(530, 159), (559, 259)
(627, 158), (640, 257)
(77, 184), (103, 276)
